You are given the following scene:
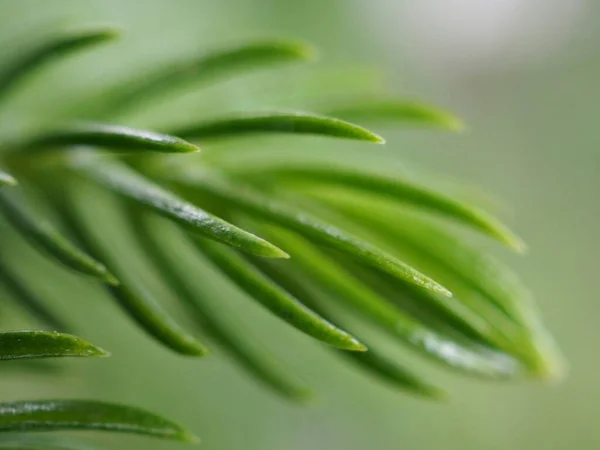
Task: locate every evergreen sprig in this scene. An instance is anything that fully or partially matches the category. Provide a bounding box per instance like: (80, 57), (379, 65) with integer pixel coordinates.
(0, 22), (565, 448)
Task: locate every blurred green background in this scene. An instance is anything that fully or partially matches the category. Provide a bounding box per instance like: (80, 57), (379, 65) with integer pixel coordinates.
(1, 1), (599, 449)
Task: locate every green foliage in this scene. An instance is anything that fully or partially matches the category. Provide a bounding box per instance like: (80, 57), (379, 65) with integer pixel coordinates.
(0, 400), (197, 442)
(228, 163), (524, 251)
(0, 331), (107, 360)
(60, 182), (210, 357)
(0, 27), (117, 102)
(71, 155), (287, 258)
(166, 169), (451, 296)
(247, 224), (519, 377)
(0, 190), (117, 285)
(194, 236), (366, 351)
(0, 20), (565, 449)
(17, 123), (200, 155)
(89, 39), (316, 117)
(248, 257), (446, 398)
(170, 111), (385, 143)
(134, 213), (312, 401)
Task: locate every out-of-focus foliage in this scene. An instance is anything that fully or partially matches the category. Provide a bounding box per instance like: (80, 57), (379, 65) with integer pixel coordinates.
(1, 1), (595, 449)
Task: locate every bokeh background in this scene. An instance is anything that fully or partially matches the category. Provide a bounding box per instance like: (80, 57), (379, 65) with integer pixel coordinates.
(1, 1), (599, 449)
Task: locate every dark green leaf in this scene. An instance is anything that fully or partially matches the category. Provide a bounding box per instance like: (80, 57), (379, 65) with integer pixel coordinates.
(70, 154), (287, 258)
(0, 190), (118, 285)
(231, 164), (524, 251)
(0, 331), (108, 360)
(132, 212), (311, 401)
(0, 260), (71, 331)
(172, 111), (384, 143)
(325, 98), (465, 132)
(0, 28), (117, 102)
(166, 169), (451, 296)
(22, 123), (199, 154)
(194, 237), (366, 352)
(0, 400), (198, 442)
